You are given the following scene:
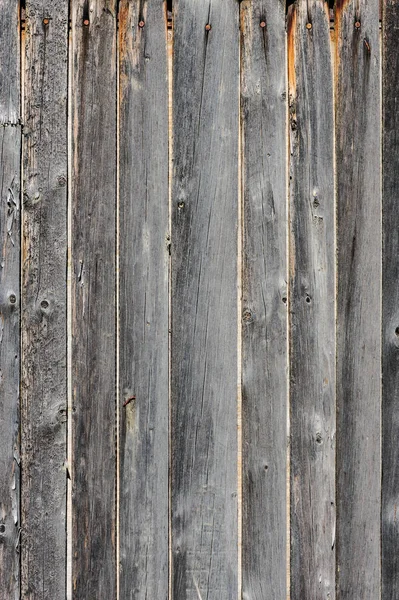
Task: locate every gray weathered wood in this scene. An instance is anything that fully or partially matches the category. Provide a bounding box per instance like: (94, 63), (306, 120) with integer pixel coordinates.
(171, 1), (239, 597)
(118, 2), (169, 598)
(0, 1), (20, 597)
(382, 1), (399, 597)
(288, 3), (335, 598)
(335, 0), (381, 596)
(71, 2), (117, 596)
(21, 3), (68, 598)
(240, 1), (287, 598)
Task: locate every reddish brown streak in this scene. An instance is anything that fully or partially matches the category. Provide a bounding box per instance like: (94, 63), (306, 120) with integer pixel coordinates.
(123, 396), (136, 407)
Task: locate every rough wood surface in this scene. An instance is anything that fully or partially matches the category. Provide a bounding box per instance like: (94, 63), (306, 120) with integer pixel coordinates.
(240, 1), (287, 598)
(335, 0), (381, 596)
(288, 3), (335, 598)
(0, 1), (20, 597)
(71, 2), (117, 596)
(20, 3), (68, 598)
(118, 2), (169, 598)
(171, 1), (239, 597)
(382, 1), (399, 597)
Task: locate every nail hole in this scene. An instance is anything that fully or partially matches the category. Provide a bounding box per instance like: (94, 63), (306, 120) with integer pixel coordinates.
(9, 294), (16, 304)
(395, 327), (399, 337)
(316, 433), (322, 444)
(306, 295), (311, 304)
(41, 300), (49, 309)
(0, 524), (5, 534)
(282, 297), (287, 304)
(264, 465), (268, 471)
(178, 202), (185, 210)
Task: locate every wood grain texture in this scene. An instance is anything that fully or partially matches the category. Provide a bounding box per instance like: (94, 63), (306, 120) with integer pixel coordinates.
(71, 1), (117, 596)
(0, 1), (20, 597)
(382, 1), (399, 597)
(288, 3), (335, 598)
(118, 2), (169, 598)
(335, 0), (381, 596)
(21, 3), (68, 598)
(240, 1), (287, 598)
(171, 1), (239, 597)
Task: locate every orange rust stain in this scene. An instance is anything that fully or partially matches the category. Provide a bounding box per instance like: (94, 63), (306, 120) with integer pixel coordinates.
(287, 4), (296, 99)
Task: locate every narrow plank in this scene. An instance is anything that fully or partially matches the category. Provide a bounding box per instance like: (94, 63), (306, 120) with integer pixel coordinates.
(335, 0), (381, 596)
(0, 1), (20, 596)
(240, 1), (287, 598)
(288, 2), (335, 598)
(118, 2), (169, 598)
(171, 1), (239, 597)
(20, 3), (68, 598)
(382, 1), (399, 597)
(71, 2), (117, 596)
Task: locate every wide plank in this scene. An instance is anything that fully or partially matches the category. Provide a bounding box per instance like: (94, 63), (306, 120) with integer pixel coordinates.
(335, 0), (381, 596)
(382, 1), (399, 597)
(21, 3), (68, 598)
(71, 1), (117, 596)
(118, 1), (169, 598)
(171, 1), (239, 597)
(240, 1), (288, 598)
(0, 1), (20, 596)
(288, 2), (335, 598)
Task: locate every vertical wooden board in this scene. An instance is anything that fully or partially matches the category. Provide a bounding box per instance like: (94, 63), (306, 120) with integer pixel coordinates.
(288, 2), (335, 598)
(71, 1), (116, 596)
(118, 2), (169, 598)
(240, 1), (287, 598)
(171, 1), (239, 598)
(0, 1), (20, 596)
(21, 2), (68, 598)
(335, 0), (381, 596)
(382, 1), (399, 597)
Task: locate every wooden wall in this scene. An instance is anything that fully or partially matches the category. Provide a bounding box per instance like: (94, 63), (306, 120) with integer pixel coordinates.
(0, 0), (397, 598)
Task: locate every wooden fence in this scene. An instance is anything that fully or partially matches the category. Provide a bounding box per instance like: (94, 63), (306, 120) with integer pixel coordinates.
(0, 0), (397, 598)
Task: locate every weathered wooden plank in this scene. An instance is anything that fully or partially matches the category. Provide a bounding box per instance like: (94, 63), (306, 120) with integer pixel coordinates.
(335, 0), (381, 596)
(171, 1), (239, 597)
(0, 1), (20, 597)
(288, 2), (335, 598)
(118, 2), (169, 598)
(71, 2), (117, 596)
(20, 3), (68, 598)
(382, 1), (399, 597)
(240, 1), (287, 598)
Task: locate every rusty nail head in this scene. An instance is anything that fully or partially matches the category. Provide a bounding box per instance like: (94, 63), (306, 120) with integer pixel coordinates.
(306, 22), (312, 30)
(355, 21), (361, 28)
(83, 19), (89, 26)
(43, 18), (49, 25)
(205, 23), (211, 31)
(139, 20), (145, 28)
(260, 21), (266, 28)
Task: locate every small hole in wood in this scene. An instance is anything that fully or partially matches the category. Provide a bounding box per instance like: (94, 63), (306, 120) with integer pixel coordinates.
(395, 327), (399, 337)
(0, 524), (5, 534)
(306, 295), (311, 304)
(41, 300), (49, 309)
